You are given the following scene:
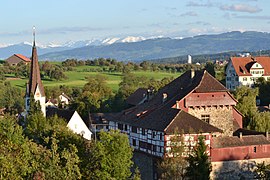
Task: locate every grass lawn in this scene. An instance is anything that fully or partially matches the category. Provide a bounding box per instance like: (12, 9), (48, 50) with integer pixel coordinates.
(6, 66), (181, 92)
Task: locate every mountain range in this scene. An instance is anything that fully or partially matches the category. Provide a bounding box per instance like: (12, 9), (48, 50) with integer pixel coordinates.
(1, 31), (270, 61)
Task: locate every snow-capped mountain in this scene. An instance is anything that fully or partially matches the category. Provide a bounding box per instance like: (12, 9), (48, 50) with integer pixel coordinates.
(0, 36), (147, 59)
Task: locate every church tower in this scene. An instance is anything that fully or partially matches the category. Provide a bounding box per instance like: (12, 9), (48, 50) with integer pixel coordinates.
(25, 27), (46, 116)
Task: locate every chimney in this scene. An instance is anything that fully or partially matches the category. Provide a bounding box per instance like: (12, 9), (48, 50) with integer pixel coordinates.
(239, 132), (243, 139)
(191, 69), (195, 78)
(176, 101), (179, 109)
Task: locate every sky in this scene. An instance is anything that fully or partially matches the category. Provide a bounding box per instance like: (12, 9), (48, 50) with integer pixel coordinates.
(1, 0), (270, 45)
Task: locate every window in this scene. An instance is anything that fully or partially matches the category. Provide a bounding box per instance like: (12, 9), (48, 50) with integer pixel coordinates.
(124, 124), (128, 131)
(142, 128), (146, 135)
(132, 139), (136, 146)
(152, 131), (156, 139)
(201, 115), (210, 123)
(159, 133), (163, 140)
(139, 141), (147, 149)
(132, 126), (137, 133)
(254, 146), (256, 153)
(227, 77), (231, 81)
(243, 77), (247, 81)
(250, 77), (254, 81)
(153, 145), (157, 152)
(118, 123), (123, 130)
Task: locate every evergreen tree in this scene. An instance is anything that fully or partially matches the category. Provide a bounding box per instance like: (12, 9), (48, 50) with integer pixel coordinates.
(186, 136), (211, 180)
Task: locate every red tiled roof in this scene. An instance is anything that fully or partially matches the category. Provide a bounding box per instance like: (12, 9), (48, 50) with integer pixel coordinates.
(231, 56), (270, 76)
(14, 54), (31, 62)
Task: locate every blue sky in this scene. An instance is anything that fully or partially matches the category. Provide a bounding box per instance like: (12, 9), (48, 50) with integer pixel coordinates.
(1, 0), (270, 45)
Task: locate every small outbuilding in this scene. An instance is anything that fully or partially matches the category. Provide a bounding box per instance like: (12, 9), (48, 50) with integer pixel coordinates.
(6, 54), (31, 66)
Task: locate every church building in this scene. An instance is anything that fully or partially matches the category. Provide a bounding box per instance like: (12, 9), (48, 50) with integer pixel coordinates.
(25, 29), (46, 116)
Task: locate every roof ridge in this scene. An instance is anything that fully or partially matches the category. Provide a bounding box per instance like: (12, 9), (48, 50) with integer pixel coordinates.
(164, 109), (182, 132)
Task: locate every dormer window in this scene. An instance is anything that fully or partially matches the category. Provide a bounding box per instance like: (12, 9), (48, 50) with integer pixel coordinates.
(162, 93), (168, 103)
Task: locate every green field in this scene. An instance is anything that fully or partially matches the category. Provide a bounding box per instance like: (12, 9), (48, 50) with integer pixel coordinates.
(6, 67), (181, 91)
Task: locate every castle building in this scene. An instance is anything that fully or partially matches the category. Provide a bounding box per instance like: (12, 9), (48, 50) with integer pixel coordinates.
(226, 56), (270, 90)
(92, 69), (270, 179)
(25, 30), (46, 116)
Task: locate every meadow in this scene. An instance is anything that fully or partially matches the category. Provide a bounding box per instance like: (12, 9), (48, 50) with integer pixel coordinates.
(6, 65), (181, 92)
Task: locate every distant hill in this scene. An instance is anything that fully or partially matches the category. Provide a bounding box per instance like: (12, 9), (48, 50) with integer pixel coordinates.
(0, 36), (146, 59)
(2, 31), (270, 61)
(0, 42), (72, 59)
(39, 31), (270, 61)
(151, 49), (270, 64)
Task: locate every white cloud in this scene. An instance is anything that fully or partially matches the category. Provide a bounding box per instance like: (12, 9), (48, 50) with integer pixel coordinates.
(180, 11), (198, 17)
(220, 4), (262, 13)
(186, 1), (215, 7)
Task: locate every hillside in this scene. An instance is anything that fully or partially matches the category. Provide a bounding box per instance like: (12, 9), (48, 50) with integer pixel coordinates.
(39, 31), (270, 61)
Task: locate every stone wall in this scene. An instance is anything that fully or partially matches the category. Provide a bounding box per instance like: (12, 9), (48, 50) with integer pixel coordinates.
(133, 151), (156, 180)
(211, 158), (270, 179)
(188, 106), (234, 136)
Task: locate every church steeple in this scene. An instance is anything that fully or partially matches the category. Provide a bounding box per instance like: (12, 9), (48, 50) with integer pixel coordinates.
(28, 26), (45, 97)
(25, 27), (46, 116)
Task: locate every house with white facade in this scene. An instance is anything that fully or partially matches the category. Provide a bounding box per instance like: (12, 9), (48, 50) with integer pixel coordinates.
(47, 108), (92, 140)
(226, 56), (270, 90)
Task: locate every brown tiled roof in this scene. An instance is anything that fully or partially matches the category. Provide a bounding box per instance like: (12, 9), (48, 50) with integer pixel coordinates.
(28, 43), (45, 97)
(104, 70), (229, 133)
(14, 54), (31, 62)
(231, 56), (270, 76)
(46, 108), (75, 123)
(126, 88), (148, 106)
(194, 71), (227, 92)
(212, 135), (270, 148)
(90, 113), (116, 124)
(165, 110), (223, 134)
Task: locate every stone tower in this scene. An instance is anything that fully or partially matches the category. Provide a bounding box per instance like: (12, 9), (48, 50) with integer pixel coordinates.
(25, 27), (46, 116)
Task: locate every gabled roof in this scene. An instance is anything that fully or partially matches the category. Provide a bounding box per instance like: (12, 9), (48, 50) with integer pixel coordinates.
(14, 54), (31, 62)
(104, 70), (229, 133)
(126, 88), (148, 105)
(46, 108), (75, 123)
(165, 110), (222, 134)
(194, 71), (227, 92)
(230, 56), (270, 76)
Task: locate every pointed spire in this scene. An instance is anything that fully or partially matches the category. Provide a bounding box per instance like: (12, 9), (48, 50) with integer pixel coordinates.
(33, 26), (36, 47)
(28, 27), (45, 97)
